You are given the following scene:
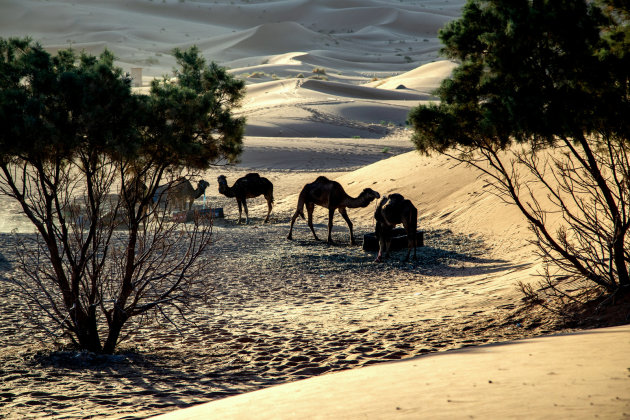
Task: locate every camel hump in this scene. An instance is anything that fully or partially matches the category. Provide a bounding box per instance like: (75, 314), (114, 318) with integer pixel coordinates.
(376, 193), (408, 222)
(172, 177), (190, 187)
(376, 194), (400, 209)
(314, 175), (331, 183)
(244, 173), (261, 180)
(387, 193), (405, 203)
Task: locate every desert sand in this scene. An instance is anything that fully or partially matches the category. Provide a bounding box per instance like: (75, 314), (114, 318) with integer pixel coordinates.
(0, 1), (628, 419)
(153, 324), (630, 419)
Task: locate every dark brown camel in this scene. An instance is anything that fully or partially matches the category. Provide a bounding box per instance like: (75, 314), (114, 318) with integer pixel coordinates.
(287, 176), (380, 245)
(217, 173), (274, 223)
(373, 193), (418, 262)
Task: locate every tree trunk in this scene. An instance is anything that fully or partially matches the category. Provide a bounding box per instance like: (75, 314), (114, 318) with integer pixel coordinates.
(572, 135), (630, 289)
(73, 306), (103, 353)
(102, 309), (128, 354)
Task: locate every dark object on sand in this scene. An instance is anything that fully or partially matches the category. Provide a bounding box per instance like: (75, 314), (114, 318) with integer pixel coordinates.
(217, 173), (274, 224)
(362, 228), (424, 252)
(172, 208), (223, 223)
(287, 176), (380, 245)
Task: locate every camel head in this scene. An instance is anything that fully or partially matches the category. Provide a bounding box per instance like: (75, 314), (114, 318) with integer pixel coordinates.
(361, 188), (381, 202)
(217, 175), (228, 193)
(197, 179), (210, 193)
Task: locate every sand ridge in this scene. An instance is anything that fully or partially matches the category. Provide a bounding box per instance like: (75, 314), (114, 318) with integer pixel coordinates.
(0, 0), (463, 77)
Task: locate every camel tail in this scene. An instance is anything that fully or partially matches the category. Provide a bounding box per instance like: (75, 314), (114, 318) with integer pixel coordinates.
(295, 201), (305, 220)
(295, 197), (305, 219)
(294, 189), (308, 219)
(266, 179), (275, 203)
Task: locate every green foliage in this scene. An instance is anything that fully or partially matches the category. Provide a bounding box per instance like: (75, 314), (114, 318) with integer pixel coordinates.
(408, 1), (630, 295)
(0, 38), (245, 353)
(410, 0), (629, 151)
(151, 46), (246, 167)
(0, 40), (245, 170)
(0, 38), (138, 164)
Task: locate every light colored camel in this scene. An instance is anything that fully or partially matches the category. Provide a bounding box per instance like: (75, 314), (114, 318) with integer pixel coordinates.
(287, 176), (380, 245)
(155, 177), (210, 212)
(119, 177), (151, 217)
(217, 173), (274, 224)
(374, 193), (418, 262)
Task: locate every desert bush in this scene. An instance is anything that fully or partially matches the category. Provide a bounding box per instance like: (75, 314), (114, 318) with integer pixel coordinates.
(409, 0), (630, 304)
(0, 39), (245, 353)
(312, 67), (326, 75)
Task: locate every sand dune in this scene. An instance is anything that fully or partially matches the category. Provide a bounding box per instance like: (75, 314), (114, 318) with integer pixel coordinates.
(0, 0), (459, 138)
(367, 60), (458, 92)
(196, 22), (332, 61)
(240, 73), (439, 138)
(0, 0), (458, 76)
(299, 79), (431, 100)
(154, 324), (630, 420)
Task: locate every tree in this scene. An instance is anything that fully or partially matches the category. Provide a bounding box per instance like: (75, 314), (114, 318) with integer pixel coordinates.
(408, 0), (630, 304)
(0, 38), (246, 353)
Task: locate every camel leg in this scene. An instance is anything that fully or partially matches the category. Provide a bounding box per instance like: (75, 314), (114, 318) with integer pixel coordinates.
(264, 195), (272, 223)
(338, 208), (355, 245)
(288, 211), (298, 240)
(403, 226), (416, 261)
(288, 199), (305, 240)
(384, 226), (393, 259)
(236, 199), (243, 224)
(375, 222), (393, 263)
(326, 207), (335, 244)
(403, 209), (418, 261)
(307, 203), (320, 241)
(375, 221), (385, 263)
(242, 199), (249, 224)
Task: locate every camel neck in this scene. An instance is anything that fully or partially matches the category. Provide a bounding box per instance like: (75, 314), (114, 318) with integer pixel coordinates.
(219, 185), (235, 198)
(346, 194), (372, 209)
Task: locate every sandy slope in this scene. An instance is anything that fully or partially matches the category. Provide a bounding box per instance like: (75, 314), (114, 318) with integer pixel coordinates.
(154, 324), (630, 419)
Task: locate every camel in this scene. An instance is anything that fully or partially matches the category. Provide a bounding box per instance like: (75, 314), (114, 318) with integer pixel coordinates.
(119, 177), (151, 217)
(155, 177), (210, 212)
(287, 176), (380, 245)
(217, 173), (274, 224)
(373, 193), (418, 262)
